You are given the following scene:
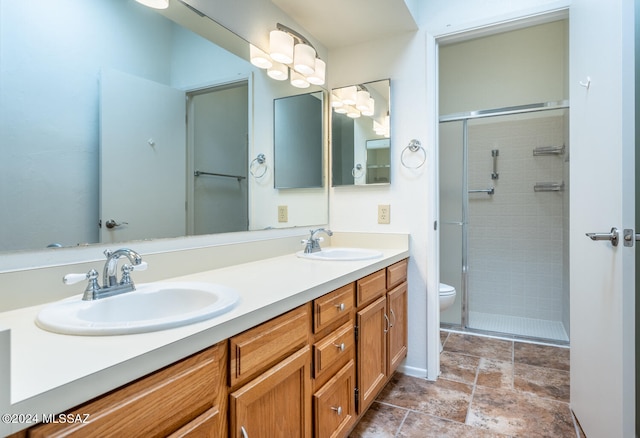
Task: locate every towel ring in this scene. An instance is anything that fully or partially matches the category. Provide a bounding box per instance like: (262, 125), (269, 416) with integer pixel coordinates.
(401, 139), (426, 169)
(250, 153), (267, 178)
(351, 163), (364, 178)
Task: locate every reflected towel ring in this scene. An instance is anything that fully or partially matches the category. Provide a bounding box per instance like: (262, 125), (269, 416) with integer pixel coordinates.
(401, 139), (426, 169)
(351, 163), (364, 178)
(250, 153), (267, 178)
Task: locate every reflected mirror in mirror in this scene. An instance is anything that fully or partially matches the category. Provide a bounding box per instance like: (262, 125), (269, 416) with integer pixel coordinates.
(331, 79), (390, 186)
(0, 0), (328, 253)
(274, 92), (324, 189)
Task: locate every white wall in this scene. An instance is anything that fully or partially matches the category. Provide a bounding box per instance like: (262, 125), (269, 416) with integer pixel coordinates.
(329, 0), (570, 378)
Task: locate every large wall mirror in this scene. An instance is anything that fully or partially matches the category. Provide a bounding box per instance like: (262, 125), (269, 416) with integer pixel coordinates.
(274, 92), (324, 189)
(331, 79), (391, 186)
(0, 0), (328, 254)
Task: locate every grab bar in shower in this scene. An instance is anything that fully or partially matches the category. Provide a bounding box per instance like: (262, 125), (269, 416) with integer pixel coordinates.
(534, 182), (564, 192)
(194, 170), (246, 182)
(468, 187), (495, 195)
(533, 145), (565, 156)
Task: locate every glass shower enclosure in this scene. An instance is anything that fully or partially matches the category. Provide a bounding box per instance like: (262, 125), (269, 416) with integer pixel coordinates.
(439, 101), (570, 343)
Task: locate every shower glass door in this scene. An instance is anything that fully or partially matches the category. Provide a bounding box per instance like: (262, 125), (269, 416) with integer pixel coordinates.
(439, 105), (570, 342)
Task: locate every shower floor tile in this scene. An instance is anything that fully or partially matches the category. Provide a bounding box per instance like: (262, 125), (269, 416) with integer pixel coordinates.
(469, 311), (569, 341)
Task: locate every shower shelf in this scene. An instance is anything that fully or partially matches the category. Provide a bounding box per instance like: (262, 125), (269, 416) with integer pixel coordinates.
(534, 182), (564, 192)
(533, 145), (565, 156)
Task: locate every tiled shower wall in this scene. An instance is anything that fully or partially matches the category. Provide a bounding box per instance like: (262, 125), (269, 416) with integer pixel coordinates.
(467, 113), (568, 324)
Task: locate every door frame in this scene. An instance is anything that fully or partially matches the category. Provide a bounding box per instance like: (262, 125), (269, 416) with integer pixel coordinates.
(426, 3), (570, 380)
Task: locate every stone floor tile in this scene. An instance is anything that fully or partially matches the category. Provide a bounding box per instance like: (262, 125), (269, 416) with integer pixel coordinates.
(349, 402), (407, 438)
(514, 342), (569, 371)
(514, 362), (570, 402)
(444, 333), (513, 362)
(476, 358), (513, 390)
(377, 374), (473, 423)
(439, 351), (480, 384)
(467, 385), (576, 437)
(397, 411), (510, 438)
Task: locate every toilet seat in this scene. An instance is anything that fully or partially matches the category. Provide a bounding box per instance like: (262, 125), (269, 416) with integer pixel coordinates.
(439, 283), (456, 297)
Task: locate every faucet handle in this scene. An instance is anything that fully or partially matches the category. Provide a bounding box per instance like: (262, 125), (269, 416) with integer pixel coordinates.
(63, 269), (98, 285)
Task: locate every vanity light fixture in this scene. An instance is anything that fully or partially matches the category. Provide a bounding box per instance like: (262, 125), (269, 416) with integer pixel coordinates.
(134, 0), (169, 9)
(251, 24), (325, 87)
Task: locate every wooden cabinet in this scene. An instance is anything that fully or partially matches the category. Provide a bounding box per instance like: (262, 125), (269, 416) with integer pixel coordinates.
(19, 258), (408, 438)
(313, 360), (356, 438)
(229, 346), (312, 438)
(28, 343), (224, 438)
(356, 259), (408, 414)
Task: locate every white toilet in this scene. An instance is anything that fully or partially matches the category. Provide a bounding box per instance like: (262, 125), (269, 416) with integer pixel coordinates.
(439, 283), (457, 351)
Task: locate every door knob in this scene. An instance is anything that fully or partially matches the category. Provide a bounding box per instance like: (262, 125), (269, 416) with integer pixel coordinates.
(105, 219), (128, 229)
(586, 227), (619, 246)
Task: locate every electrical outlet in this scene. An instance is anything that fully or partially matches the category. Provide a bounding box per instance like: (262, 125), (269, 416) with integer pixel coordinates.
(278, 205), (288, 223)
(378, 204), (390, 224)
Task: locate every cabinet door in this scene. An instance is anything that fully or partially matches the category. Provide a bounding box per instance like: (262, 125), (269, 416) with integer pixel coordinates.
(387, 282), (408, 375)
(230, 346), (312, 438)
(356, 296), (387, 413)
(313, 360), (356, 438)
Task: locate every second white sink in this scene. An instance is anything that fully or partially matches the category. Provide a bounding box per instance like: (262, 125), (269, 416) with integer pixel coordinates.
(35, 282), (240, 336)
(296, 247), (383, 261)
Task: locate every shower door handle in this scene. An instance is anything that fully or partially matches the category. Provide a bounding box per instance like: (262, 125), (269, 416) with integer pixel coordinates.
(586, 227), (619, 246)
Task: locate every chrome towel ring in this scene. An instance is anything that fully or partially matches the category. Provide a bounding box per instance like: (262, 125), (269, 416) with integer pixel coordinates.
(400, 139), (426, 169)
(250, 153), (267, 178)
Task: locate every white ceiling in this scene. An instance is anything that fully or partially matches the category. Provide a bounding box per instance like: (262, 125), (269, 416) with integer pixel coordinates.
(270, 0), (418, 49)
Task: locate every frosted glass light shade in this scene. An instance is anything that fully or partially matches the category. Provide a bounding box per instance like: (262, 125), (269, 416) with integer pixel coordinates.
(347, 107), (361, 118)
(307, 59), (326, 85)
(270, 30), (294, 64)
(267, 62), (288, 80)
(135, 0), (168, 9)
(362, 98), (375, 116)
(250, 45), (272, 69)
(356, 90), (370, 111)
(290, 70), (310, 88)
(334, 106), (348, 114)
(293, 44), (316, 75)
(341, 86), (357, 105)
(331, 93), (343, 108)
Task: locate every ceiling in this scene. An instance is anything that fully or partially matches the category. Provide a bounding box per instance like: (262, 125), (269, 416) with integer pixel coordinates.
(270, 0), (418, 49)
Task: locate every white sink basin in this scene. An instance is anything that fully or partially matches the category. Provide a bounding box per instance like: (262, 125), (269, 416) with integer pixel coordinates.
(35, 282), (240, 336)
(296, 247), (383, 261)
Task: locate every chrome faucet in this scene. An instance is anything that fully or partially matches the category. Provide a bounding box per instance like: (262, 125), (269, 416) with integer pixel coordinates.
(64, 248), (145, 301)
(302, 228), (333, 253)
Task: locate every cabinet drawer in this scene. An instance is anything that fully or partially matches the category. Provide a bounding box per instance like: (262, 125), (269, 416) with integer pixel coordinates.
(167, 407), (220, 438)
(386, 259), (408, 289)
(356, 269), (386, 307)
(313, 321), (354, 378)
(29, 346), (219, 438)
(229, 304), (310, 387)
(313, 283), (354, 333)
(313, 360), (356, 438)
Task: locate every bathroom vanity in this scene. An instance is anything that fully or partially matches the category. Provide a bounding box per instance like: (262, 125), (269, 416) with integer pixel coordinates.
(0, 233), (408, 437)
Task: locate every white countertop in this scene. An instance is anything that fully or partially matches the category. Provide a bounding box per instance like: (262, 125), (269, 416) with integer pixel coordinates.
(0, 240), (408, 436)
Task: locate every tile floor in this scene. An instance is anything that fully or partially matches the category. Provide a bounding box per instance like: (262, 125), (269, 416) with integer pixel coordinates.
(350, 331), (584, 438)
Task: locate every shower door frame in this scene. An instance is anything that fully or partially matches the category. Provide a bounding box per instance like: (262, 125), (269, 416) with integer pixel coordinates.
(439, 100), (570, 341)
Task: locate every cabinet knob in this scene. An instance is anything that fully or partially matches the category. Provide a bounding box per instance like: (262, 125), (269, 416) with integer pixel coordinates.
(333, 342), (346, 352)
(335, 303), (345, 312)
(331, 406), (343, 416)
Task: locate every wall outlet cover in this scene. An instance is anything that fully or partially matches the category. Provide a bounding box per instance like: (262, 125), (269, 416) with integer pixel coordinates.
(378, 204), (390, 224)
(278, 205), (288, 222)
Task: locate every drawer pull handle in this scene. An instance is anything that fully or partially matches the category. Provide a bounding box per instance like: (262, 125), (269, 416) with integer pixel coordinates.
(335, 303), (346, 312)
(333, 342), (346, 352)
(390, 308), (396, 328)
(331, 406), (343, 416)
(241, 426), (249, 438)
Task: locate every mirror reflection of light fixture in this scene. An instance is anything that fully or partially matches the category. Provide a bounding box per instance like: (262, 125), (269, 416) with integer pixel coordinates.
(251, 24), (325, 86)
(134, 0), (169, 9)
(332, 84), (377, 120)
